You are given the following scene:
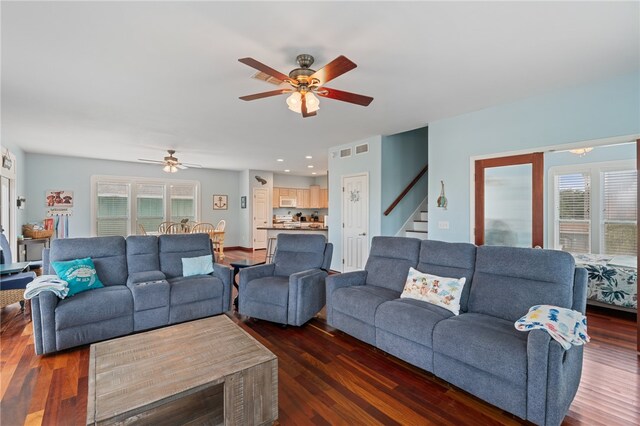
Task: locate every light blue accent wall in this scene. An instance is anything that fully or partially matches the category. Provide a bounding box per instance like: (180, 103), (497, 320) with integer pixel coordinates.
(24, 153), (243, 245)
(543, 143), (636, 246)
(1, 142), (27, 233)
(238, 169), (251, 247)
(428, 72), (640, 243)
(328, 135), (382, 271)
(273, 174), (317, 188)
(381, 126), (429, 235)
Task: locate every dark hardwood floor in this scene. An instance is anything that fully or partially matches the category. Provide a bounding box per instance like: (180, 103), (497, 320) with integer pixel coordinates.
(1, 249), (638, 425)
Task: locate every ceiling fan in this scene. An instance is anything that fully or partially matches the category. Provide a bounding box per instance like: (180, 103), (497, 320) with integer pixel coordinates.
(138, 150), (202, 173)
(238, 54), (374, 118)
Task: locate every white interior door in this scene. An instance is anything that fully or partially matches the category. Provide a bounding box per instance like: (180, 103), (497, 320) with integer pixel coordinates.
(342, 173), (369, 272)
(253, 188), (268, 249)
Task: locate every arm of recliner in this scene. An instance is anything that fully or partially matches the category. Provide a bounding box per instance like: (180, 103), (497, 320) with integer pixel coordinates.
(31, 291), (59, 355)
(287, 269), (328, 326)
(526, 329), (584, 426)
(213, 263), (233, 312)
(325, 270), (368, 325)
(239, 263), (275, 288)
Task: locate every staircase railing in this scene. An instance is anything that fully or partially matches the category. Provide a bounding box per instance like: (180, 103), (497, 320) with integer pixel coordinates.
(383, 164), (428, 216)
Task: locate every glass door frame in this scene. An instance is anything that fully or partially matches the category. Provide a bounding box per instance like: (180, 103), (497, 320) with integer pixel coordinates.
(474, 152), (544, 247)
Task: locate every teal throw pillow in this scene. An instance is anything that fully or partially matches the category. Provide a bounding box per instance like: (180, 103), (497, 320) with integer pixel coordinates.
(51, 257), (105, 297)
(182, 255), (214, 277)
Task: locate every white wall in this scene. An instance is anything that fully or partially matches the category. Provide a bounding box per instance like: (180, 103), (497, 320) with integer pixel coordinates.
(428, 72), (640, 243)
(25, 153), (244, 245)
(328, 136), (382, 271)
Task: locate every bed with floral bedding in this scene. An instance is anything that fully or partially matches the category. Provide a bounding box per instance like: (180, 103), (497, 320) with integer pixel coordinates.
(572, 253), (637, 311)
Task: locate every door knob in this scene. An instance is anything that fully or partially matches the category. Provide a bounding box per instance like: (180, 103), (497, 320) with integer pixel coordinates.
(358, 232), (367, 236)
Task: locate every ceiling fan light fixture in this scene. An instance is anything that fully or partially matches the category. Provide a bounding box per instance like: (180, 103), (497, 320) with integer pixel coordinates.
(286, 92), (320, 114)
(163, 164), (178, 173)
(569, 147), (593, 156)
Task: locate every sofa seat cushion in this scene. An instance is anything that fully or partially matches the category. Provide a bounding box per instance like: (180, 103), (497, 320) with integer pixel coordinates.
(168, 275), (224, 305)
(433, 313), (528, 384)
(333, 285), (400, 325)
(55, 286), (133, 330)
(376, 298), (454, 348)
(243, 276), (289, 307)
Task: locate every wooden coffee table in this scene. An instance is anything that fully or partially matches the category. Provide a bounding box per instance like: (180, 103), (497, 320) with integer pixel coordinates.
(86, 315), (277, 425)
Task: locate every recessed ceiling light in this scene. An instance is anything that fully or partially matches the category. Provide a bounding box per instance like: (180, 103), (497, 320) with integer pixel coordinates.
(305, 155), (313, 159)
(284, 169), (290, 173)
(277, 159), (284, 162)
(307, 165), (314, 168)
(311, 172), (317, 175)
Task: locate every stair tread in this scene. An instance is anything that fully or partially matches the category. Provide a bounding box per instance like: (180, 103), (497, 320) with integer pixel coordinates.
(413, 220), (428, 222)
(407, 230), (428, 234)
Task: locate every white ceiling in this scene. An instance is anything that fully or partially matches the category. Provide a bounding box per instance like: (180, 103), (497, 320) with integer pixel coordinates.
(2, 1), (638, 176)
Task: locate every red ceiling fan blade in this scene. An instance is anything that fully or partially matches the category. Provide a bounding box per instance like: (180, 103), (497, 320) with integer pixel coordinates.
(309, 56), (357, 86)
(301, 93), (316, 118)
(238, 58), (290, 83)
(239, 89), (291, 101)
(316, 87), (374, 106)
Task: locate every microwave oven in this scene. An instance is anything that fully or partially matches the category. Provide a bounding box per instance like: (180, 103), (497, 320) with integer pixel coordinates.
(279, 197), (297, 208)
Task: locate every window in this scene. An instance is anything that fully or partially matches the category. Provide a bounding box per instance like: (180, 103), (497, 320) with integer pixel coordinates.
(602, 170), (637, 255)
(550, 161), (636, 256)
(92, 176), (199, 237)
(556, 173), (591, 253)
(97, 182), (130, 237)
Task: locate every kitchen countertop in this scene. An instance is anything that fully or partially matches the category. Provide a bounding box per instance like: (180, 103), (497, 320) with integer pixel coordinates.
(258, 225), (328, 231)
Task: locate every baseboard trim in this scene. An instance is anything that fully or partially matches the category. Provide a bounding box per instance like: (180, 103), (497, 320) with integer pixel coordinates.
(225, 246), (254, 252)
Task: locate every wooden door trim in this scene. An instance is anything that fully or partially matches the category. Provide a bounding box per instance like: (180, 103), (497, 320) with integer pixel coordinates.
(474, 152), (544, 247)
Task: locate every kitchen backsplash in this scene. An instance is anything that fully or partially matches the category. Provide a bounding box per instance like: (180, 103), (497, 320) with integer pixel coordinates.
(273, 208), (328, 220)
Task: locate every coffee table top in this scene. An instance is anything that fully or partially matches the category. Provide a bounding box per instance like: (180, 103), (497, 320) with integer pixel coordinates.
(230, 259), (265, 268)
(87, 315), (276, 424)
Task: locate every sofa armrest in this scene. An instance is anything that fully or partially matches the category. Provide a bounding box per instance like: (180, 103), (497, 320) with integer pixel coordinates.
(213, 263), (233, 312)
(287, 269), (328, 326)
(325, 270), (367, 325)
(239, 263), (275, 288)
(127, 270), (166, 286)
(526, 329), (584, 426)
(31, 291), (59, 355)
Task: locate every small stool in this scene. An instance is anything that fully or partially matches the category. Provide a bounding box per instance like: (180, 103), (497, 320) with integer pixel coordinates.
(265, 237), (277, 263)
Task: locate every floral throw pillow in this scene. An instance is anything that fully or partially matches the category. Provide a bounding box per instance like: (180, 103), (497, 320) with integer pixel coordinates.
(400, 267), (466, 315)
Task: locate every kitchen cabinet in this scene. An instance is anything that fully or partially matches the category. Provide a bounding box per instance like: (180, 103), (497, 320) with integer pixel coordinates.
(320, 188), (328, 208)
(272, 187), (280, 207)
(309, 185), (320, 208)
(303, 189), (310, 208)
(296, 189), (307, 208)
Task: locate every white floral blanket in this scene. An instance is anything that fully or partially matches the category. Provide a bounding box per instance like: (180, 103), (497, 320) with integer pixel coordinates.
(515, 305), (590, 350)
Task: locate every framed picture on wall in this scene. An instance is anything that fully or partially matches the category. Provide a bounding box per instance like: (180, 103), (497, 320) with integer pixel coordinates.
(46, 190), (74, 207)
(213, 195), (228, 210)
(240, 196), (247, 209)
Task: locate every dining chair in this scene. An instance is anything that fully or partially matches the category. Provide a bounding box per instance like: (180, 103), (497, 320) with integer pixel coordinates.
(157, 222), (175, 234)
(138, 223), (147, 235)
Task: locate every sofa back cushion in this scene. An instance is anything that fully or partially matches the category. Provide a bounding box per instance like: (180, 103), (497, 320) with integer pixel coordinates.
(417, 240), (477, 312)
(49, 236), (127, 286)
(365, 237), (420, 292)
(126, 236), (160, 274)
(468, 246), (576, 322)
(273, 234), (326, 276)
(159, 234), (213, 279)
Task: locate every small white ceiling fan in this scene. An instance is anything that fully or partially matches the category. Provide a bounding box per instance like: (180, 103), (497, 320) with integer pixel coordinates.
(138, 150), (202, 173)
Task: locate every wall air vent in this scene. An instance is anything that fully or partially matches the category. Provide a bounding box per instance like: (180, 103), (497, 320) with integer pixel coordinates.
(355, 143), (369, 155)
(340, 148), (352, 158)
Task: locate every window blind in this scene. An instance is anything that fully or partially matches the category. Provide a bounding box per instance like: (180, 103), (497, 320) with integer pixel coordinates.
(557, 173), (591, 253)
(170, 184), (195, 222)
(137, 183), (165, 232)
(97, 182), (129, 237)
(603, 170), (637, 256)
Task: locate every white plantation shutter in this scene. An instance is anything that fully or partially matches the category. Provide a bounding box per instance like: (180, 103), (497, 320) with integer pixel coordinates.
(97, 182), (130, 237)
(602, 170), (637, 255)
(137, 183), (165, 233)
(170, 184), (196, 222)
(556, 173), (591, 253)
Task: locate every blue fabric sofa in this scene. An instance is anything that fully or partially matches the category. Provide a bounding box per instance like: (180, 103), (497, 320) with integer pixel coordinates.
(31, 233), (232, 355)
(326, 236), (587, 426)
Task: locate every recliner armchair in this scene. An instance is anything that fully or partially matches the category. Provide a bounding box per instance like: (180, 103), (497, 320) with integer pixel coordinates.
(238, 234), (333, 326)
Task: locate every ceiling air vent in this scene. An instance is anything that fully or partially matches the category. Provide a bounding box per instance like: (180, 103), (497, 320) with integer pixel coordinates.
(355, 143), (369, 155)
(340, 148), (352, 158)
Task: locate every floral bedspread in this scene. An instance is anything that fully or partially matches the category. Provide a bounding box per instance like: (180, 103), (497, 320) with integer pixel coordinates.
(572, 253), (637, 310)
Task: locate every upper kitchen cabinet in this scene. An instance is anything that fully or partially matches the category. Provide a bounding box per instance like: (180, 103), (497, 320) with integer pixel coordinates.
(272, 187), (280, 206)
(309, 185), (320, 208)
(320, 188), (328, 208)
